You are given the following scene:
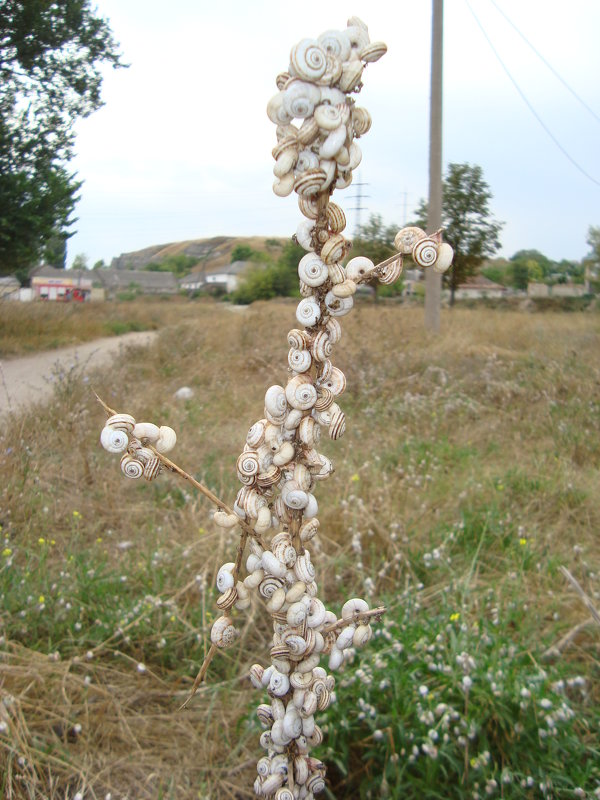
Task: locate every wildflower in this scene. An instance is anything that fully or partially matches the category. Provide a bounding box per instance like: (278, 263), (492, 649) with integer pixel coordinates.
(38, 595), (45, 604)
(72, 510), (81, 519)
(2, 548), (11, 557)
(373, 729), (384, 741)
(450, 612), (460, 622)
(96, 537), (103, 543)
(137, 662), (147, 674)
(418, 685), (429, 697)
(519, 538), (527, 546)
(351, 473), (360, 482)
(38, 537), (45, 545)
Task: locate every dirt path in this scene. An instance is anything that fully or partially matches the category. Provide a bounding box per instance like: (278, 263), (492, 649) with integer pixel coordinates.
(0, 331), (158, 417)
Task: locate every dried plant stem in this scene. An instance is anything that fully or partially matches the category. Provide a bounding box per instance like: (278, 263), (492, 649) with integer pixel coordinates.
(322, 606), (387, 633)
(179, 644), (219, 710)
(560, 566), (600, 627)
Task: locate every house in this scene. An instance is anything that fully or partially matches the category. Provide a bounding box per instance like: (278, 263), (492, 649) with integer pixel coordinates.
(30, 265), (92, 301)
(454, 275), (507, 300)
(0, 275), (21, 300)
(179, 261), (250, 294)
(527, 282), (550, 298)
(550, 283), (586, 298)
(95, 269), (178, 297)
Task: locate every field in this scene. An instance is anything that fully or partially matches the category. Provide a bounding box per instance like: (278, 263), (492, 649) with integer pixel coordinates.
(0, 299), (599, 799)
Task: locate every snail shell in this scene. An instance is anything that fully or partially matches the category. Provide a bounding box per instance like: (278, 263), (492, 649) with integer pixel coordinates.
(377, 255), (403, 284)
(320, 233), (347, 265)
(296, 148), (320, 174)
(341, 597), (369, 619)
(285, 375), (318, 411)
(216, 562), (235, 593)
(213, 510), (239, 528)
(300, 518), (320, 542)
(246, 419), (266, 448)
(297, 194), (319, 219)
(306, 773), (326, 794)
(324, 289), (353, 317)
(257, 756), (271, 777)
(337, 59), (363, 92)
(261, 772), (286, 793)
(311, 330), (332, 363)
(353, 623), (373, 647)
(326, 202), (346, 233)
(311, 454), (334, 481)
(328, 646), (344, 670)
(272, 441), (295, 467)
(314, 388), (334, 412)
(290, 669), (314, 690)
(336, 624), (356, 650)
(351, 106), (372, 137)
(296, 117), (320, 146)
(412, 237), (439, 268)
(143, 456), (161, 481)
(283, 408), (303, 431)
(332, 278), (356, 298)
(101, 426), (129, 454)
(281, 480), (309, 510)
(273, 540), (297, 567)
(210, 615), (237, 648)
(295, 297), (321, 328)
(433, 241), (454, 274)
(267, 92), (293, 125)
(120, 454), (143, 479)
(283, 632), (308, 658)
(155, 425), (177, 454)
(319, 86), (346, 107)
(300, 690), (318, 718)
(289, 39), (327, 82)
(259, 730), (273, 750)
(264, 385), (288, 421)
(318, 29), (351, 61)
(321, 365), (346, 395)
(273, 174), (295, 197)
(335, 145), (350, 167)
(287, 328), (312, 349)
(298, 253), (328, 287)
(394, 225), (426, 254)
(106, 413), (135, 433)
(288, 347), (312, 373)
(318, 53), (343, 87)
(295, 219), (315, 251)
(282, 708), (303, 739)
(249, 664), (265, 689)
(347, 22), (370, 50)
(256, 704), (274, 729)
(294, 755), (309, 785)
(336, 169), (353, 190)
(325, 317), (342, 343)
(236, 450), (260, 483)
(274, 787), (294, 800)
(132, 422), (160, 443)
(269, 668), (291, 697)
(298, 416), (320, 447)
(319, 124), (347, 159)
(327, 262), (345, 285)
(294, 168), (327, 196)
(256, 463), (281, 488)
(286, 581), (307, 604)
(314, 103), (344, 131)
(319, 158), (337, 191)
(244, 568), (264, 589)
(262, 551), (287, 579)
(306, 598), (326, 628)
(259, 575), (285, 600)
(348, 141), (362, 170)
(254, 505), (272, 535)
(345, 255), (375, 282)
(216, 586), (238, 611)
(295, 553), (316, 583)
(266, 586), (287, 614)
(276, 71), (291, 90)
(286, 601), (308, 627)
(329, 409), (346, 440)
(271, 754), (289, 775)
(304, 492), (319, 519)
(272, 135), (297, 160)
(361, 41), (388, 63)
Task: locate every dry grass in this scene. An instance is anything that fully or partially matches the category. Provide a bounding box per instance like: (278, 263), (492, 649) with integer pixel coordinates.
(0, 301), (599, 798)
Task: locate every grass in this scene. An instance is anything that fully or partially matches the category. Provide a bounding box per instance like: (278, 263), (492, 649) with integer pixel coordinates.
(0, 300), (599, 798)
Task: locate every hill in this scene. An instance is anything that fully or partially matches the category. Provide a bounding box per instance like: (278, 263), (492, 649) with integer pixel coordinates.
(109, 235), (288, 273)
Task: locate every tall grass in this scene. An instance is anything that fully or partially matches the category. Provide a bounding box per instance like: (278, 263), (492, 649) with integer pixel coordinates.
(0, 302), (598, 798)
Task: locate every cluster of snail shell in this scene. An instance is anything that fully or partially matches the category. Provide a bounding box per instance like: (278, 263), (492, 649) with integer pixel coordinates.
(99, 413), (177, 481)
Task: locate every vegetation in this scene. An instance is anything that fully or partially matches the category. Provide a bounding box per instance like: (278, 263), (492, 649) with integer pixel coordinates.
(415, 163), (503, 304)
(0, 1), (125, 276)
(230, 240), (304, 303)
(143, 254), (198, 277)
(0, 302), (598, 798)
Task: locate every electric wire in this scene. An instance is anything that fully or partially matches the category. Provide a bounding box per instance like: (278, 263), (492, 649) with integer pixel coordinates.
(487, 0), (600, 125)
(464, 0), (600, 188)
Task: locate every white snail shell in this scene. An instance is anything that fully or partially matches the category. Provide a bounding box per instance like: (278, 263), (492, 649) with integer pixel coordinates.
(132, 422), (160, 443)
(320, 234), (347, 265)
(210, 615), (237, 648)
(297, 193), (319, 219)
(262, 551), (287, 579)
(345, 256), (375, 282)
(324, 290), (353, 317)
(266, 586), (287, 613)
(289, 39), (327, 82)
(269, 669), (291, 697)
(336, 624), (356, 650)
(216, 563), (235, 593)
(338, 59), (363, 92)
(353, 623), (373, 647)
(120, 454), (143, 479)
(283, 79), (321, 120)
(300, 518), (320, 542)
(285, 375), (318, 411)
(314, 103), (344, 131)
(296, 117), (320, 147)
(100, 426), (129, 454)
(296, 297), (321, 328)
(328, 646), (344, 671)
(298, 254), (328, 287)
(155, 425), (176, 454)
(361, 40), (387, 63)
(394, 226), (426, 254)
(286, 601), (308, 627)
(412, 237), (439, 268)
(351, 106), (372, 136)
(281, 480), (309, 510)
(320, 366), (346, 396)
(283, 708), (303, 739)
(295, 553), (316, 583)
(264, 385), (288, 421)
(284, 408), (303, 431)
(332, 279), (356, 298)
(307, 598), (326, 628)
(433, 241), (454, 273)
(273, 441), (295, 467)
(287, 328), (311, 350)
(341, 597), (369, 619)
(288, 347), (312, 373)
(318, 29), (351, 61)
(295, 219), (315, 251)
(298, 416), (320, 447)
(319, 124), (347, 160)
(273, 173), (295, 197)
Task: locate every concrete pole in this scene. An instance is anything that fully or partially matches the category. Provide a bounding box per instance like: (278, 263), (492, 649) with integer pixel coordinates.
(425, 0), (443, 332)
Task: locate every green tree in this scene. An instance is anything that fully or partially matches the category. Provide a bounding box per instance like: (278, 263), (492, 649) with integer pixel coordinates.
(0, 1), (125, 275)
(415, 163), (503, 305)
(583, 226), (600, 292)
(144, 254), (197, 276)
(231, 244), (254, 262)
(71, 253), (88, 271)
(351, 213), (403, 297)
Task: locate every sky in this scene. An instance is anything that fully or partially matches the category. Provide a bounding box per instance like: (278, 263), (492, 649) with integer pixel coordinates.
(66, 0), (600, 268)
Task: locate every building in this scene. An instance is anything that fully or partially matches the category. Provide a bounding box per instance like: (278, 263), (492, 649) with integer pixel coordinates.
(454, 274), (507, 300)
(95, 269), (178, 297)
(179, 261), (250, 294)
(30, 266), (92, 301)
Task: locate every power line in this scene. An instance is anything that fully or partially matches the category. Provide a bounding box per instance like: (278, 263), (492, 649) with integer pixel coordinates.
(487, 0), (600, 125)
(464, 0), (600, 188)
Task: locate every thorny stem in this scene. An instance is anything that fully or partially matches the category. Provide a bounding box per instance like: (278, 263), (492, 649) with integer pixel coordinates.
(321, 606), (387, 633)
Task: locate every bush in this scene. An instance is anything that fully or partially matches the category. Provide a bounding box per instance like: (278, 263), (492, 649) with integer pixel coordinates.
(319, 595), (598, 798)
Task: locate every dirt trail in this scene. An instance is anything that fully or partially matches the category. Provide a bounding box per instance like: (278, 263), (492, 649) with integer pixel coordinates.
(0, 331), (158, 418)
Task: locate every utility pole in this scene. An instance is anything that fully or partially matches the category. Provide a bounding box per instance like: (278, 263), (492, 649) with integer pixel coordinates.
(347, 178), (370, 237)
(425, 0), (443, 332)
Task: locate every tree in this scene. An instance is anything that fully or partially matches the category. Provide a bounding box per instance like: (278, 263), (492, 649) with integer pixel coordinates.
(351, 214), (403, 297)
(415, 163), (503, 305)
(0, 1), (124, 275)
(583, 225), (600, 292)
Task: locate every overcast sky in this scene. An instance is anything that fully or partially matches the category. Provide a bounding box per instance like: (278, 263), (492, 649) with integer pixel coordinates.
(67, 0), (600, 268)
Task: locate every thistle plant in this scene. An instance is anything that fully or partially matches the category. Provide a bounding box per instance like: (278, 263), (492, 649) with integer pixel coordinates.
(98, 17), (453, 798)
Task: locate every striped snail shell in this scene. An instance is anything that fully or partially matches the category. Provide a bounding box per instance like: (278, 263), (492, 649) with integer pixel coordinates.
(295, 553), (316, 583)
(300, 518), (320, 542)
(295, 219), (315, 251)
(320, 233), (347, 265)
(311, 330), (332, 363)
(120, 454), (143, 479)
(327, 262), (345, 285)
(210, 615), (237, 648)
(318, 53), (343, 87)
(289, 39), (327, 82)
(155, 425), (176, 454)
(257, 756), (271, 777)
(377, 256), (403, 285)
(106, 413), (135, 433)
(345, 255), (375, 282)
(297, 193), (319, 219)
(314, 388), (335, 412)
(287, 328), (311, 349)
(259, 575), (285, 599)
(259, 730), (273, 750)
(294, 168), (327, 196)
(296, 117), (320, 147)
(256, 463), (281, 488)
(216, 586), (238, 611)
(325, 317), (342, 344)
(135, 446), (154, 464)
(247, 419), (266, 448)
(332, 278), (356, 298)
(273, 540), (297, 567)
(276, 71), (291, 90)
(143, 456), (161, 481)
(283, 632), (308, 658)
(412, 237), (439, 268)
(321, 365), (346, 396)
(324, 290), (353, 317)
(351, 106), (372, 136)
(329, 409), (346, 440)
(295, 297), (321, 328)
(298, 253), (328, 287)
(338, 59), (363, 92)
(236, 450), (260, 483)
(298, 415), (321, 447)
(314, 103), (344, 131)
(275, 787), (294, 800)
(433, 241), (454, 274)
(318, 358), (333, 383)
(249, 664), (265, 689)
(264, 385), (288, 421)
(319, 124), (347, 159)
(361, 41), (388, 63)
(394, 225), (426, 254)
(296, 150), (320, 178)
(294, 462), (312, 491)
(319, 86), (346, 106)
(318, 29), (351, 61)
(275, 122), (298, 142)
(288, 348), (312, 373)
(100, 426), (129, 454)
(336, 169), (353, 190)
(267, 92), (293, 125)
(257, 704), (274, 728)
(294, 755), (309, 785)
(285, 375), (318, 411)
(326, 202), (346, 233)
